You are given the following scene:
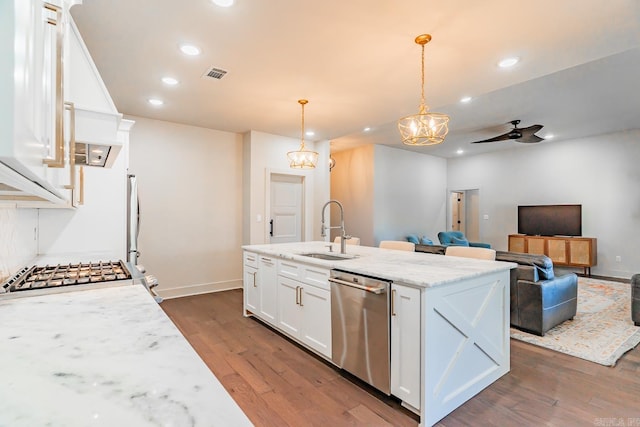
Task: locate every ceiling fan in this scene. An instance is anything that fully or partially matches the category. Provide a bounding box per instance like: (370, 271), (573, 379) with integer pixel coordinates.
(470, 120), (544, 144)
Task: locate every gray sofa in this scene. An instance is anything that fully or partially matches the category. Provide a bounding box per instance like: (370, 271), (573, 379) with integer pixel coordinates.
(415, 244), (578, 336)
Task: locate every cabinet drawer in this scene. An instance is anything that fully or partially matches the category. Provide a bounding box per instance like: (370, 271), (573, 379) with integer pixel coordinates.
(303, 266), (330, 291)
(279, 259), (301, 279)
(243, 251), (258, 268)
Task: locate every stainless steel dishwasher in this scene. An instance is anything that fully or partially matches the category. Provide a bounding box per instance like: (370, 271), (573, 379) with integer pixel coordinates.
(329, 269), (391, 394)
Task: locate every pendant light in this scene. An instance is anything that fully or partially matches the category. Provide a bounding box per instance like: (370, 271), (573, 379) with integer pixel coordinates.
(398, 34), (449, 146)
(287, 99), (319, 169)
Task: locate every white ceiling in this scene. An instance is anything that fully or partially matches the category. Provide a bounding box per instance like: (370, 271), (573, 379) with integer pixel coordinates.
(71, 0), (640, 158)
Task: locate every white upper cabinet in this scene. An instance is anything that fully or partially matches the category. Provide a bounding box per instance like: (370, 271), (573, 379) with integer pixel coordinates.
(0, 0), (127, 208)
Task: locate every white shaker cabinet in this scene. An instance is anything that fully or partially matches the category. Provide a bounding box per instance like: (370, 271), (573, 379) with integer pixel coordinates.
(277, 276), (303, 336)
(1, 0), (72, 205)
(258, 255), (278, 326)
(391, 283), (421, 411)
(299, 280), (331, 357)
(243, 254), (331, 359)
(243, 253), (259, 315)
(277, 262), (331, 358)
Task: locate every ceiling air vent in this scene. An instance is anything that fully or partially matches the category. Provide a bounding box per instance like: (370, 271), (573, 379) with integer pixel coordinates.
(203, 67), (228, 80)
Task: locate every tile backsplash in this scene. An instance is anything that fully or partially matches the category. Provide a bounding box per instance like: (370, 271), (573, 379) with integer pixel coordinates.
(0, 207), (38, 281)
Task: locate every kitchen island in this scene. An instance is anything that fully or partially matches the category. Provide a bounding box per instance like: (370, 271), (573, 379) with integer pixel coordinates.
(242, 241), (516, 427)
(0, 285), (252, 427)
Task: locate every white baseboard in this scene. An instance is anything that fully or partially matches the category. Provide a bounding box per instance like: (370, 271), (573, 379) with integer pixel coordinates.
(156, 279), (242, 300)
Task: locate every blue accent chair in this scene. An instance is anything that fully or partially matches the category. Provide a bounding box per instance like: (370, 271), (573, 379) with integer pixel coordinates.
(437, 231), (491, 249)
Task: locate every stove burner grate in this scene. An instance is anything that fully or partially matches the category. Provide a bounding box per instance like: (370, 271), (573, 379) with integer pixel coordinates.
(3, 261), (132, 292)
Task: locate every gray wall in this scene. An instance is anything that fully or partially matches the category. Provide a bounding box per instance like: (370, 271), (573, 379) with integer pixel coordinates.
(447, 129), (640, 279)
(373, 145), (447, 245)
(330, 144), (447, 247)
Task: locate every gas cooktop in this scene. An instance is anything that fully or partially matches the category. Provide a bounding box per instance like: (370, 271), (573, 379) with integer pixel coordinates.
(1, 260), (133, 296)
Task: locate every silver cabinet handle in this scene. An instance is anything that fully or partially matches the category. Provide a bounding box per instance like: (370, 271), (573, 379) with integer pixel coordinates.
(252, 271), (257, 287)
(299, 286), (303, 307)
(295, 286), (300, 305)
(328, 277), (386, 295)
(391, 289), (397, 316)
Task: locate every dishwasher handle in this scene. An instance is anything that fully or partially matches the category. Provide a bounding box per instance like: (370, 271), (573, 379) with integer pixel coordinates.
(328, 277), (386, 294)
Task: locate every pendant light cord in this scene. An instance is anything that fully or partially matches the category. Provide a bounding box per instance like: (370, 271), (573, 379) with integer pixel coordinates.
(420, 43), (426, 113)
(300, 101), (305, 149)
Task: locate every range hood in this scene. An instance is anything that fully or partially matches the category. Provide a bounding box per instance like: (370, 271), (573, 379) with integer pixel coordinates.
(73, 107), (124, 168)
(75, 141), (122, 168)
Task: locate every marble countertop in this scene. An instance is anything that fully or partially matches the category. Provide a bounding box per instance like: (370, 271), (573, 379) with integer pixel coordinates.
(0, 285), (252, 427)
(243, 241), (515, 288)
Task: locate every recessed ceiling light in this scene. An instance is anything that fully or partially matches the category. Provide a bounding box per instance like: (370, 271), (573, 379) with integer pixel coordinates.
(456, 149), (464, 155)
(162, 76), (179, 85)
(148, 98), (163, 106)
(305, 131), (315, 137)
(544, 134), (554, 139)
(211, 0), (234, 6)
(180, 44), (201, 56)
(460, 96), (472, 103)
(498, 57), (519, 68)
(363, 127), (371, 132)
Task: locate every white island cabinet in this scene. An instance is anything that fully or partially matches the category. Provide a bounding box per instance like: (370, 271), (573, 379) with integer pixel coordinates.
(391, 282), (422, 411)
(277, 259), (331, 357)
(258, 254), (278, 325)
(243, 241), (515, 427)
(243, 250), (331, 359)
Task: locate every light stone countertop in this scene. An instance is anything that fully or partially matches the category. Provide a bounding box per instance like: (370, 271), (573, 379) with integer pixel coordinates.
(243, 241), (515, 288)
(0, 285), (253, 427)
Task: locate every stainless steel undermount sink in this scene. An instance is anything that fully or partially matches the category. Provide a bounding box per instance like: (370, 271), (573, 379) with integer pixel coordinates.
(299, 252), (357, 261)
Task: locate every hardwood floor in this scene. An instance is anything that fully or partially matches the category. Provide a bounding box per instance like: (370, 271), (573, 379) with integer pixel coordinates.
(162, 289), (640, 426)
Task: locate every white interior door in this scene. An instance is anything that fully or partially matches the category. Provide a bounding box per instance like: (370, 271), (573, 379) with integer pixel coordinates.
(270, 174), (303, 243)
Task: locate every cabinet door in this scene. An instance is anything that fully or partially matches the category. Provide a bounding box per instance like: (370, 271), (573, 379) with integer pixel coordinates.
(243, 266), (258, 314)
(258, 256), (278, 325)
(569, 239), (593, 266)
(526, 237), (546, 255)
(547, 238), (568, 264)
(277, 276), (303, 337)
(508, 235), (525, 253)
(301, 284), (331, 358)
(391, 284), (421, 411)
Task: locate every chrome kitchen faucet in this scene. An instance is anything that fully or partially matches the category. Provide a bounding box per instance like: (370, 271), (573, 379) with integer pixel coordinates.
(320, 200), (351, 254)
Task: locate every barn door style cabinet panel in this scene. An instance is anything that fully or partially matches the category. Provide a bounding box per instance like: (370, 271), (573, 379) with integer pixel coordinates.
(508, 235), (597, 275)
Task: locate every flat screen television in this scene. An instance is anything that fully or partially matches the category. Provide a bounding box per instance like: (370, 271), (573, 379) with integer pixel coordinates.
(517, 204), (582, 236)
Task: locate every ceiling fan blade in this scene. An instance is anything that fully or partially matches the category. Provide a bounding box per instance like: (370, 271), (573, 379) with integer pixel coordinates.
(517, 134), (544, 143)
(470, 132), (513, 144)
(519, 124), (543, 135)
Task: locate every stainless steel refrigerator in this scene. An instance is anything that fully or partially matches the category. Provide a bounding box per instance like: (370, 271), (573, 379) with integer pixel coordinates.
(126, 174), (140, 266)
(127, 174), (162, 302)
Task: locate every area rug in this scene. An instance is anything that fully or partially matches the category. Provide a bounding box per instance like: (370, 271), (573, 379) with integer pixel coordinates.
(510, 277), (640, 366)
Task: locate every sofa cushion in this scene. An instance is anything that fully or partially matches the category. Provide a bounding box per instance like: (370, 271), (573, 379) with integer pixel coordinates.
(420, 236), (433, 245)
(406, 234), (420, 244)
(451, 236), (470, 246)
(496, 251), (554, 280)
